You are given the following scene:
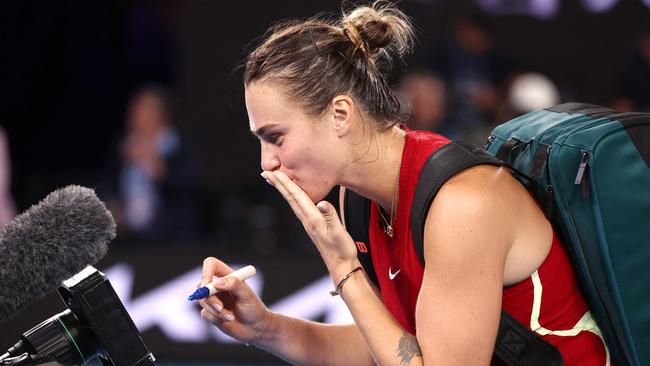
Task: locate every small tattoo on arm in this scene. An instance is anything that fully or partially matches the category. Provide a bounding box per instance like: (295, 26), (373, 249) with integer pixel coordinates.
(396, 331), (422, 365)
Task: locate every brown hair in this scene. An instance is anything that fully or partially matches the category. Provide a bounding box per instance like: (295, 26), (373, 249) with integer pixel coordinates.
(244, 1), (415, 129)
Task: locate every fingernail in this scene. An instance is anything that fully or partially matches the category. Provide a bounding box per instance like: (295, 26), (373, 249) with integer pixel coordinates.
(206, 307), (219, 317)
(214, 278), (226, 287)
(260, 173), (272, 186)
(212, 304), (222, 313)
(224, 313), (235, 322)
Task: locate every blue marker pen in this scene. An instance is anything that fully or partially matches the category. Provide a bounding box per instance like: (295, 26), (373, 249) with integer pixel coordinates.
(188, 265), (256, 301)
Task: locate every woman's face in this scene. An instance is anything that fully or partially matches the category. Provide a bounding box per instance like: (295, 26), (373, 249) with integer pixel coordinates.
(245, 81), (345, 202)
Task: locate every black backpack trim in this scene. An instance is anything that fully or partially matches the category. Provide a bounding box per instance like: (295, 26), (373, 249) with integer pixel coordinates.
(546, 102), (613, 118)
(547, 103), (650, 168)
(342, 187), (378, 287)
(342, 141), (563, 365)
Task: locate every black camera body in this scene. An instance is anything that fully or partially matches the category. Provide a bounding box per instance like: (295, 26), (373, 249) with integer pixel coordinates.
(2, 266), (155, 366)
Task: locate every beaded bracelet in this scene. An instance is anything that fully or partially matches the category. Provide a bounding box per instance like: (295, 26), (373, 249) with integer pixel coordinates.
(330, 266), (363, 296)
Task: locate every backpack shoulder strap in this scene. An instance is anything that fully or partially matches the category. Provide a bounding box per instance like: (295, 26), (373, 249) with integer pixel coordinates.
(409, 141), (562, 366)
(342, 187), (380, 287)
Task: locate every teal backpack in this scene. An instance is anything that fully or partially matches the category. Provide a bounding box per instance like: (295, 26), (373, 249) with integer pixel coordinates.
(344, 103), (650, 365)
(485, 103), (650, 366)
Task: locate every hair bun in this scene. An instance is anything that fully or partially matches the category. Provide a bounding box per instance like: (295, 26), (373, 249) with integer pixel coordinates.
(342, 2), (414, 58)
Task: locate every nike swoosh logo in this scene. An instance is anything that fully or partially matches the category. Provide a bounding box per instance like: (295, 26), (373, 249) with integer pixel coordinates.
(389, 267), (401, 280)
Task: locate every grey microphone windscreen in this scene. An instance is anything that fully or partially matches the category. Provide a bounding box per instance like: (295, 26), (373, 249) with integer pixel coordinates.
(0, 185), (115, 322)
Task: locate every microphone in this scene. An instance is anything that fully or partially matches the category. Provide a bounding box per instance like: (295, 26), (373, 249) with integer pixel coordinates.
(0, 186), (155, 366)
(0, 185), (114, 322)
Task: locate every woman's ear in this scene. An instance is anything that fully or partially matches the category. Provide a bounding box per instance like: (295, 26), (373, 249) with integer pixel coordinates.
(331, 95), (354, 137)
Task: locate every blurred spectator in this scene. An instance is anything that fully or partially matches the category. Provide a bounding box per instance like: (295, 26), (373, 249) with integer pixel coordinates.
(398, 70), (453, 135)
(0, 127), (16, 227)
(504, 72), (560, 118)
(611, 26), (650, 112)
(430, 12), (516, 141)
(101, 85), (199, 241)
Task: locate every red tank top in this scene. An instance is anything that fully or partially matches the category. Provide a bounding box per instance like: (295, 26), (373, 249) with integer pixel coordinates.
(367, 129), (611, 365)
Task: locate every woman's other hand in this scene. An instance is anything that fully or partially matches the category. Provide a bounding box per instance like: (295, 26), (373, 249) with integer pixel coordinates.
(198, 257), (273, 345)
(261, 170), (359, 284)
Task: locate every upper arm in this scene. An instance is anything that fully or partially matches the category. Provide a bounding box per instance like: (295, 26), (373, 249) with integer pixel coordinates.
(415, 167), (516, 365)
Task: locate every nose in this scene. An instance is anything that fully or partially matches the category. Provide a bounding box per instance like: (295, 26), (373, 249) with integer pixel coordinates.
(260, 143), (281, 172)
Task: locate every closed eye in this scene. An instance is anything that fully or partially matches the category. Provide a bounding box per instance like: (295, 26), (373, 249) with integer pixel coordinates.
(266, 133), (282, 145)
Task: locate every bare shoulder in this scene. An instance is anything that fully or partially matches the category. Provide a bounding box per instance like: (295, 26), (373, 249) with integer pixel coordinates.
(442, 164), (523, 205)
(424, 164), (552, 285)
(428, 165), (523, 235)
(423, 165), (518, 266)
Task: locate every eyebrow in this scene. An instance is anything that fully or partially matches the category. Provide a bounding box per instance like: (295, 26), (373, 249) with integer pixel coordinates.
(251, 123), (280, 138)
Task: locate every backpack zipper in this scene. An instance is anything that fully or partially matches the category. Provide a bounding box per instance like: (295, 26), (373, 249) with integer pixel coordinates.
(574, 151), (589, 184)
(574, 151), (591, 198)
(485, 135), (495, 149)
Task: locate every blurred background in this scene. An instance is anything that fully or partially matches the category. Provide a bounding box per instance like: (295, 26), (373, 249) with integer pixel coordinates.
(1, 0), (649, 365)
